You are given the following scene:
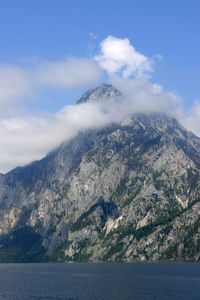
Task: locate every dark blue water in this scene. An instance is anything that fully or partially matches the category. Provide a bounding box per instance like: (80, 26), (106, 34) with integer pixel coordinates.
(0, 263), (199, 299)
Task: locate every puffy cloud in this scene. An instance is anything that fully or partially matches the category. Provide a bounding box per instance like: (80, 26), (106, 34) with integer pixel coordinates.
(95, 36), (153, 78)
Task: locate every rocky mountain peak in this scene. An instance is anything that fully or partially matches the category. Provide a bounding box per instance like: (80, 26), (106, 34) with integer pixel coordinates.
(1, 84), (200, 263)
(75, 83), (122, 104)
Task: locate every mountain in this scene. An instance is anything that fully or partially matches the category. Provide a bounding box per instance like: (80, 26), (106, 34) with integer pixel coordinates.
(0, 84), (200, 262)
(75, 83), (121, 104)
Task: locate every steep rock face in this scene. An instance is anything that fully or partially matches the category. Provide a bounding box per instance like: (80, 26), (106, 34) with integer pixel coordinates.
(0, 85), (200, 262)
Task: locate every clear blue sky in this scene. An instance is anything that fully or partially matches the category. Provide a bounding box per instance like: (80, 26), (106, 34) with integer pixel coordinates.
(0, 0), (199, 111)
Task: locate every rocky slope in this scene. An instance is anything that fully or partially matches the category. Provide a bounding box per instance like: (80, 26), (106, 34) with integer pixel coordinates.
(0, 84), (200, 262)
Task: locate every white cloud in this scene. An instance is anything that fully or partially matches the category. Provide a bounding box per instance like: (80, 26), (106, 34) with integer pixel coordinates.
(111, 77), (181, 116)
(34, 58), (101, 89)
(0, 35), (199, 173)
(0, 55), (102, 172)
(0, 75), (182, 173)
(0, 65), (31, 102)
(0, 57), (102, 117)
(95, 36), (153, 78)
(0, 103), (109, 173)
(180, 100), (200, 137)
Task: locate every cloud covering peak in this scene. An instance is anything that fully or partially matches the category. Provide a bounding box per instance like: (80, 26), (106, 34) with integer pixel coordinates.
(0, 35), (199, 173)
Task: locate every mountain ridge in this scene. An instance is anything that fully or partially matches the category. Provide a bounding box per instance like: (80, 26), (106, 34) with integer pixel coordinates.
(0, 84), (200, 262)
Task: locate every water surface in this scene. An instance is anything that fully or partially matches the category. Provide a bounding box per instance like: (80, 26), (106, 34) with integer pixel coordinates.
(0, 262), (199, 299)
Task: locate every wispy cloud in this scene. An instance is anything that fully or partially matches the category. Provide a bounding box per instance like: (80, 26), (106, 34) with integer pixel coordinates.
(180, 100), (200, 137)
(34, 58), (101, 89)
(89, 32), (98, 40)
(0, 57), (102, 117)
(0, 65), (31, 117)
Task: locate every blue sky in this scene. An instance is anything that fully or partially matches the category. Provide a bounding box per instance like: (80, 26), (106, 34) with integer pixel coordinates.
(0, 0), (199, 110)
(0, 0), (200, 172)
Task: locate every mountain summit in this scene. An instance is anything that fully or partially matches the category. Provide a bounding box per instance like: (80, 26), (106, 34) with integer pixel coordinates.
(0, 85), (200, 262)
(75, 83), (121, 104)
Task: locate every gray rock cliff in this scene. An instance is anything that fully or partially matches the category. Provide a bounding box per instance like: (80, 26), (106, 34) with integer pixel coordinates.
(0, 84), (200, 262)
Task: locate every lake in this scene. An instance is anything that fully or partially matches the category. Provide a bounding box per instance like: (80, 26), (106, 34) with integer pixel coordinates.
(0, 262), (199, 299)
